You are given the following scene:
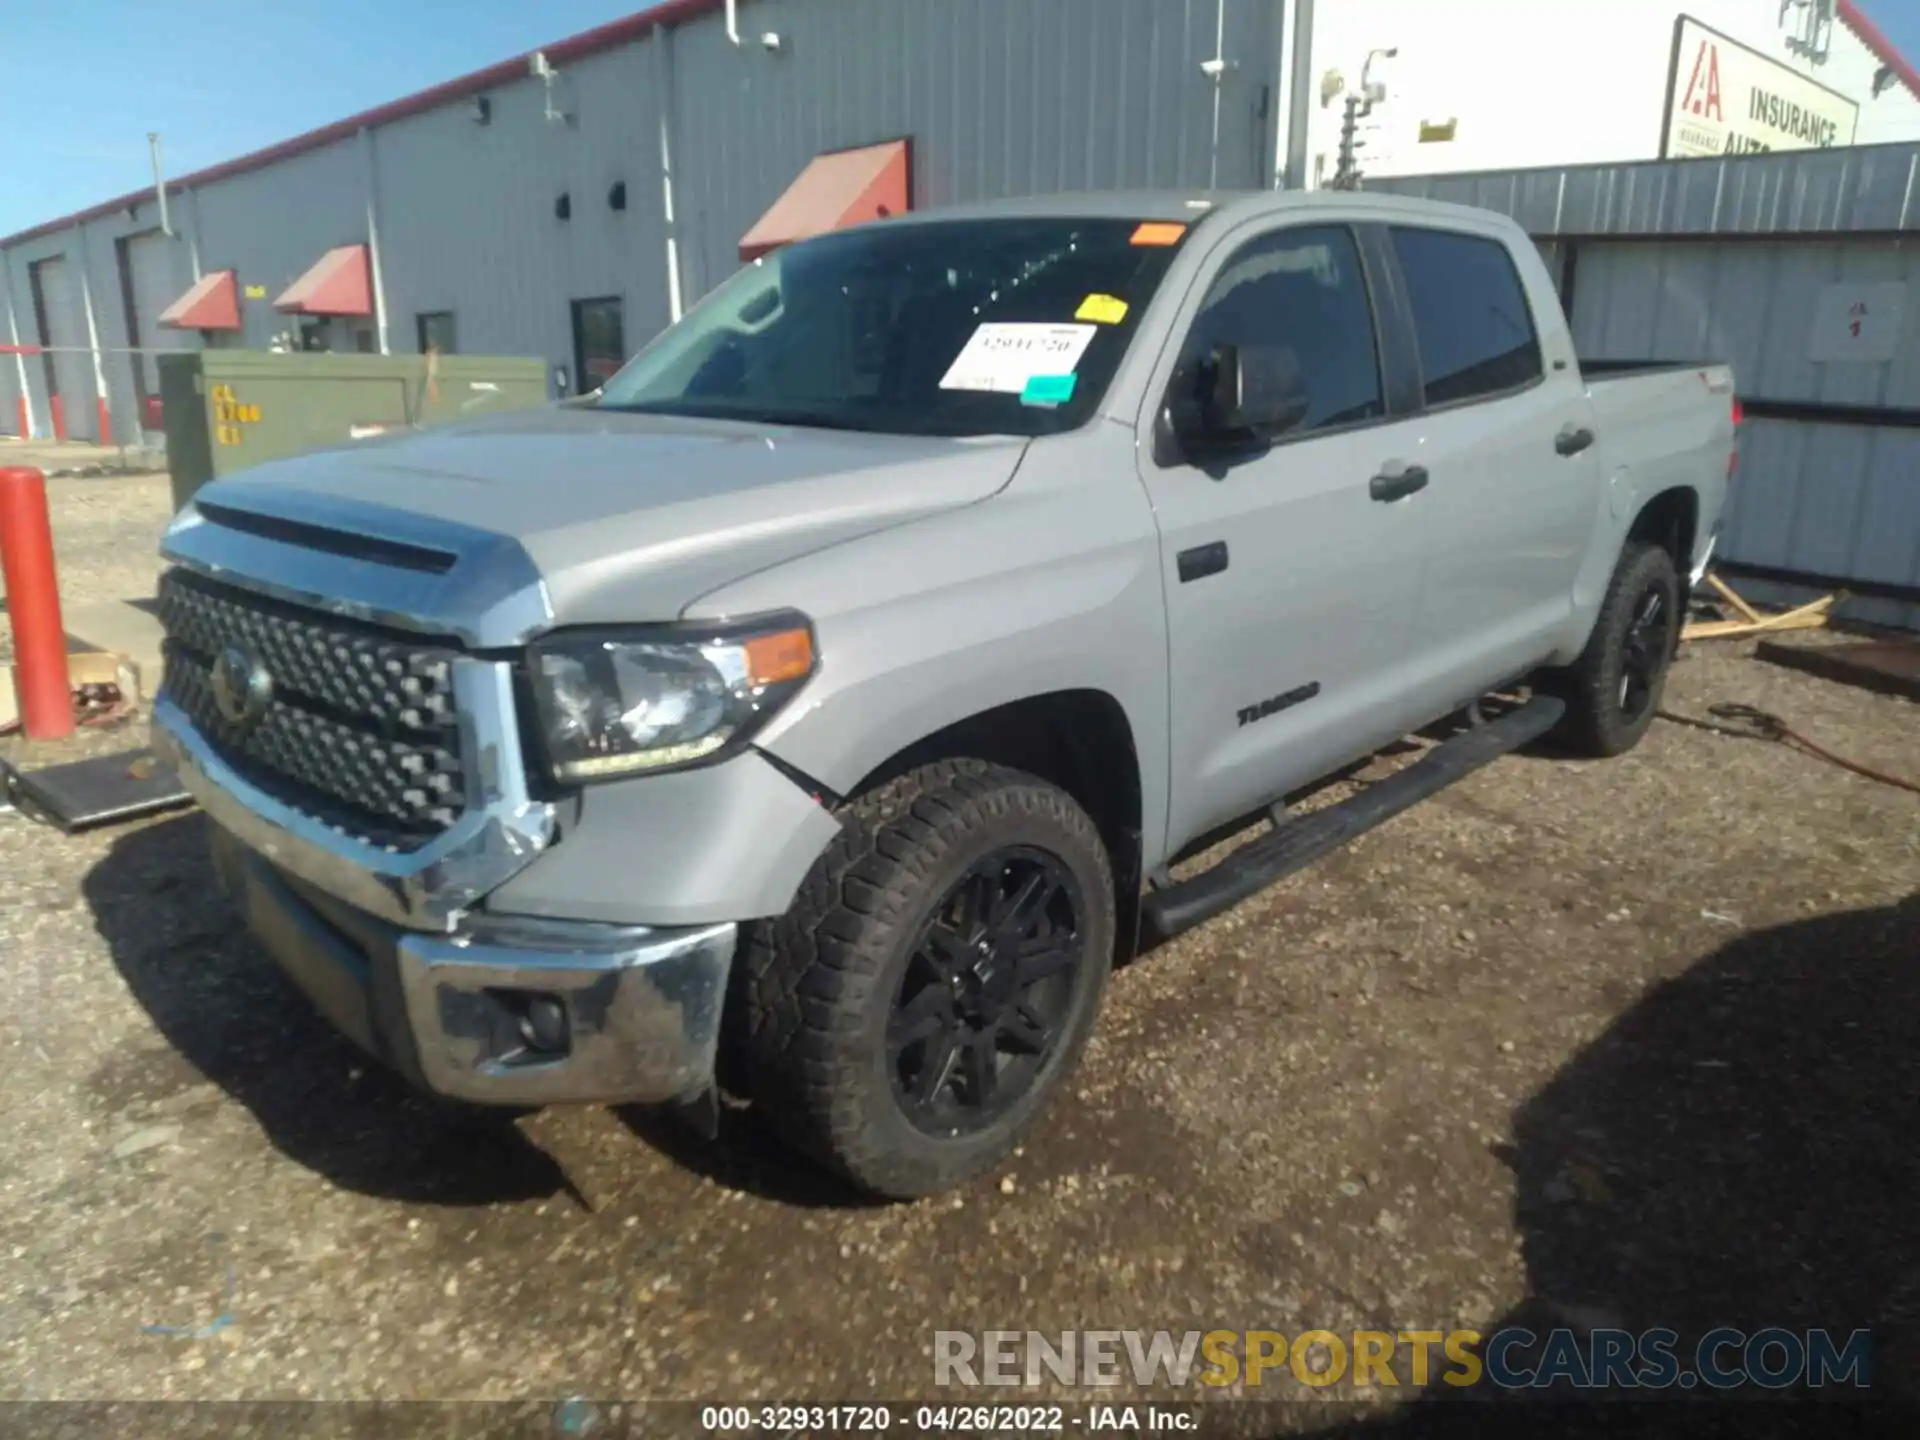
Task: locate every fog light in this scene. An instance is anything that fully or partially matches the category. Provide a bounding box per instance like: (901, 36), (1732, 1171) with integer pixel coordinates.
(517, 995), (570, 1054)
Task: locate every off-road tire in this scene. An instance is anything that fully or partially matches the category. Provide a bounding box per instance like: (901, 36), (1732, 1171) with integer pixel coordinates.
(1544, 540), (1681, 758)
(729, 759), (1115, 1199)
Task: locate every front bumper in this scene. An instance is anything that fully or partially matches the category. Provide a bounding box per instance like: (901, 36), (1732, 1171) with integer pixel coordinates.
(211, 825), (737, 1106)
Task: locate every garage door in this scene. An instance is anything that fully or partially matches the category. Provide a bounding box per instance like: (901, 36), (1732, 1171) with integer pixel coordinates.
(32, 255), (97, 441)
(125, 230), (186, 409)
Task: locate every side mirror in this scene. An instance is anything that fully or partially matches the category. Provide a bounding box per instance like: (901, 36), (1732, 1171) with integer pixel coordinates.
(1183, 343), (1310, 448)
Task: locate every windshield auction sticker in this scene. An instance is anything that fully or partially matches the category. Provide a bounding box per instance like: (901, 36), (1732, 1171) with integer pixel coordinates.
(939, 322), (1098, 394)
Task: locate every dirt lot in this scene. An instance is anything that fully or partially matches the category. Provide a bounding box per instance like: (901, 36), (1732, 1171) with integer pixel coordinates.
(1, 473), (1915, 1432)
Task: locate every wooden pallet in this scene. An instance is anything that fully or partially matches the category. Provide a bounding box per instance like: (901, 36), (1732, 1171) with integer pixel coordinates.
(1681, 572), (1843, 643)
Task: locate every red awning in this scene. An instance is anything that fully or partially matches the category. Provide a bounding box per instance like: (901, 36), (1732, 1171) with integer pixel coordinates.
(157, 269), (242, 331)
(274, 244), (373, 316)
(738, 140), (910, 262)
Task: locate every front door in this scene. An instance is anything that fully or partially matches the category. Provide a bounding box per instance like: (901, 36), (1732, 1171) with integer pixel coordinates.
(1133, 219), (1430, 856)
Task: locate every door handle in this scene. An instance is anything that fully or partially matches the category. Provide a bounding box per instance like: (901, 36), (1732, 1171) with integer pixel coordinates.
(1369, 464), (1429, 502)
(1555, 424), (1596, 456)
(1177, 540), (1229, 582)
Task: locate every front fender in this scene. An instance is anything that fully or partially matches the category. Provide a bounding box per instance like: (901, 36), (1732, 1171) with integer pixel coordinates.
(692, 441), (1172, 871)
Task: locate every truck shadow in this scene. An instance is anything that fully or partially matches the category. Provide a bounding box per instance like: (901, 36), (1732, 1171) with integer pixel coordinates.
(82, 811), (578, 1207)
(612, 1103), (889, 1210)
(1287, 891), (1920, 1438)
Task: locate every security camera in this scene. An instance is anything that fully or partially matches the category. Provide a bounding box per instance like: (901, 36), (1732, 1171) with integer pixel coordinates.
(529, 50), (554, 80)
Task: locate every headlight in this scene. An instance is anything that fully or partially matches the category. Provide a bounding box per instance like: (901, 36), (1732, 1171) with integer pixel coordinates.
(527, 614), (816, 782)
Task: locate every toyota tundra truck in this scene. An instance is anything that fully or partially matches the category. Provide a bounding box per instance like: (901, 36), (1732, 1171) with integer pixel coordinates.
(153, 190), (1738, 1198)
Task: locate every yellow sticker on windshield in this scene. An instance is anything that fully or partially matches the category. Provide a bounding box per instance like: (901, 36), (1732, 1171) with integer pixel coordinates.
(1075, 293), (1129, 325)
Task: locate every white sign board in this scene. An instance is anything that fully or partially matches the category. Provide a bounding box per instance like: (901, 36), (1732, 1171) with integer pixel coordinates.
(1664, 17), (1858, 159)
(1808, 282), (1908, 364)
(938, 323), (1096, 394)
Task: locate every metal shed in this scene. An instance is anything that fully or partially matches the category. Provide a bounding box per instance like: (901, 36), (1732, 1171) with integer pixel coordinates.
(1374, 142), (1920, 631)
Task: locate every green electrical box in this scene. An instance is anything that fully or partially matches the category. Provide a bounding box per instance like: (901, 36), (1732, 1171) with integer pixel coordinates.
(158, 350), (550, 511)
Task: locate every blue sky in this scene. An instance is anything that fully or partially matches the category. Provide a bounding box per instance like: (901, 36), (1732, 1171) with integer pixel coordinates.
(0, 0), (643, 235)
(3, 0), (1917, 237)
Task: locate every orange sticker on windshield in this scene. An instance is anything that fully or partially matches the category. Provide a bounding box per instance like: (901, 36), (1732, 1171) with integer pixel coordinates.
(1129, 222), (1187, 246)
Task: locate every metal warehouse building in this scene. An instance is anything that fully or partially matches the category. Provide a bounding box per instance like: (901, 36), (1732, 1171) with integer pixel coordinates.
(3, 0), (1917, 446)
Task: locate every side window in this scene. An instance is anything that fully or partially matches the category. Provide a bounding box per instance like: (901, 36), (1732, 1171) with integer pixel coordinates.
(1172, 224), (1383, 440)
(1390, 228), (1542, 406)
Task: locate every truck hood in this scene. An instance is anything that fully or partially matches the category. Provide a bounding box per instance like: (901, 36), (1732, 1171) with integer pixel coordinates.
(179, 407), (1029, 631)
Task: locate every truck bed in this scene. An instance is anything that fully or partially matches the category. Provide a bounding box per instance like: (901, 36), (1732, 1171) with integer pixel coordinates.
(1579, 358), (1723, 381)
(1581, 357), (1736, 582)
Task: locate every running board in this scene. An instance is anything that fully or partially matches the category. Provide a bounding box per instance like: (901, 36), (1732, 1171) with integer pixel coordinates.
(1141, 695), (1565, 942)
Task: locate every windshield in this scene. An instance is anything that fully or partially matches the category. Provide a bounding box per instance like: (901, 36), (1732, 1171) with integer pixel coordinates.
(596, 216), (1192, 438)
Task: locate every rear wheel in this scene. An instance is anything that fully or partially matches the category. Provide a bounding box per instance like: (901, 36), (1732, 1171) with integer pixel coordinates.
(1544, 541), (1680, 757)
(731, 759), (1114, 1199)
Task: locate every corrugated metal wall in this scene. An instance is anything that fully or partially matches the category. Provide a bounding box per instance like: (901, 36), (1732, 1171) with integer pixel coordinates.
(375, 35), (674, 368)
(1566, 238), (1920, 628)
(1376, 143), (1920, 629)
(668, 0), (1277, 303)
(0, 0), (1279, 420)
(192, 137), (371, 351)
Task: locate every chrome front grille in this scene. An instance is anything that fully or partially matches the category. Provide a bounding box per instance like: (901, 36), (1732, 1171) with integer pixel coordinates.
(157, 568), (467, 847)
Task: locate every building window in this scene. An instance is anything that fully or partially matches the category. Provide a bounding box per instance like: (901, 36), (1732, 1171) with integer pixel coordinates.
(571, 296), (625, 393)
(416, 311), (457, 356)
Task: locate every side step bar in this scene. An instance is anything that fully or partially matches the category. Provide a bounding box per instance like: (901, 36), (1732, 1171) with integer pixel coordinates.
(1141, 694), (1565, 943)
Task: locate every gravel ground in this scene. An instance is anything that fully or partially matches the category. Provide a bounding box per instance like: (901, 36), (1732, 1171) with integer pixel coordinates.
(1, 476), (1915, 1433)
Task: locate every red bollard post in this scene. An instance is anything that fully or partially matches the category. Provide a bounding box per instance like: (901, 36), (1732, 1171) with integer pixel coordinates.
(49, 394), (67, 442)
(0, 466), (73, 738)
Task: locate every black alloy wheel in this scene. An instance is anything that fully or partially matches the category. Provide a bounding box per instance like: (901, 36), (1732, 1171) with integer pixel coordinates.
(888, 846), (1086, 1135)
(1618, 581), (1674, 720)
(1540, 540), (1680, 758)
(731, 758), (1115, 1198)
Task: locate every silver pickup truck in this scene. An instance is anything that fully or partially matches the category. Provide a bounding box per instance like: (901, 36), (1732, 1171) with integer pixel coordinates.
(153, 190), (1737, 1198)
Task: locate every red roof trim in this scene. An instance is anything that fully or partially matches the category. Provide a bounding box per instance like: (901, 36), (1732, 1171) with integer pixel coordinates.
(0, 0), (722, 251)
(1838, 0), (1920, 100)
(158, 269), (242, 330)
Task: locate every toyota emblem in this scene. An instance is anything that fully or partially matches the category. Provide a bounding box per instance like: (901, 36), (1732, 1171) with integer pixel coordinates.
(210, 644), (273, 728)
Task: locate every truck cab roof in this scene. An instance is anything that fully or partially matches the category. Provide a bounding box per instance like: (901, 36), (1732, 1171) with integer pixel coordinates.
(875, 187), (1528, 236)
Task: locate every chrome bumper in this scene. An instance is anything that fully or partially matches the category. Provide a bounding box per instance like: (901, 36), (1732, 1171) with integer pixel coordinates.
(151, 658), (554, 934)
(212, 826), (737, 1106)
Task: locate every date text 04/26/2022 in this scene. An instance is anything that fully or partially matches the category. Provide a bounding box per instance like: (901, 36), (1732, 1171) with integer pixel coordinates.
(698, 1405), (1193, 1432)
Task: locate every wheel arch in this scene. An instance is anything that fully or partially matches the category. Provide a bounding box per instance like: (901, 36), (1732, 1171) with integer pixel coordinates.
(842, 689), (1147, 963)
(1629, 486), (1700, 599)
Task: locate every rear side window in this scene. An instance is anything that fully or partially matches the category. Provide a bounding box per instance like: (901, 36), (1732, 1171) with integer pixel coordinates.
(1390, 227), (1542, 407)
(1173, 224), (1383, 438)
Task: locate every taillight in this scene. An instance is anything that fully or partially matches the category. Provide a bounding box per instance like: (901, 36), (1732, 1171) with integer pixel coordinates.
(1731, 398), (1744, 428)
(1728, 397), (1742, 478)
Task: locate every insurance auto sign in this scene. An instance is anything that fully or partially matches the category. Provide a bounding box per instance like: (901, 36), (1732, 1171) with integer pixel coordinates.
(1663, 16), (1858, 158)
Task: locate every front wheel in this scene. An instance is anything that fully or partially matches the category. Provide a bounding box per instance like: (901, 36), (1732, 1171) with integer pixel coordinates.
(1543, 540), (1680, 757)
(731, 759), (1115, 1199)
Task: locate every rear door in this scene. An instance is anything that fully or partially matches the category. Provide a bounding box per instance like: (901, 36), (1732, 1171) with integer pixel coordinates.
(1133, 218), (1431, 855)
(1382, 223), (1601, 715)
